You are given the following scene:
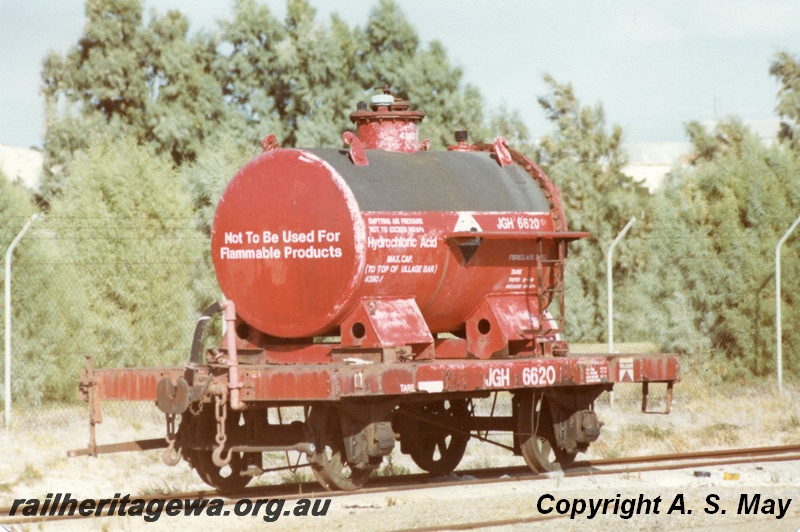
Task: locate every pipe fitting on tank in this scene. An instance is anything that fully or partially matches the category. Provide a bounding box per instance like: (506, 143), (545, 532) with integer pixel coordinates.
(449, 130), (472, 151)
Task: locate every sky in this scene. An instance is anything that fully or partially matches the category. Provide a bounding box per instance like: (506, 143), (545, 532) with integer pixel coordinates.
(2, 0), (800, 149)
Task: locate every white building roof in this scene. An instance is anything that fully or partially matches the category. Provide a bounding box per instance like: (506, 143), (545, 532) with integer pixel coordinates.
(0, 144), (43, 190)
(622, 142), (692, 192)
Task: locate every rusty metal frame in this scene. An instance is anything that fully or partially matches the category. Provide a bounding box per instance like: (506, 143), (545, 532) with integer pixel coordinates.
(77, 356), (103, 456)
(641, 381), (674, 415)
(86, 353), (679, 404)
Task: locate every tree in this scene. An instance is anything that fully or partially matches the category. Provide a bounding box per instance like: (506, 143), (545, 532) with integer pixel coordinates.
(214, 0), (288, 146)
(490, 104), (536, 156)
(685, 116), (752, 164)
(623, 118), (800, 375)
(215, 0), (496, 150)
(180, 131), (254, 313)
(535, 75), (649, 341)
(537, 74), (626, 172)
(0, 173), (36, 240)
(46, 136), (203, 370)
(40, 0), (228, 201)
(43, 0), (527, 178)
(355, 0), (491, 147)
(0, 171), (88, 403)
(141, 10), (229, 164)
(770, 50), (800, 148)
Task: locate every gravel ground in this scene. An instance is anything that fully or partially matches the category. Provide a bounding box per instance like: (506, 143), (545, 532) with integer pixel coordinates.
(6, 459), (798, 531)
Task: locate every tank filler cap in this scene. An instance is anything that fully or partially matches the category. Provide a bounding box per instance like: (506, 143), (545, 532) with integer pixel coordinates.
(370, 93), (394, 107)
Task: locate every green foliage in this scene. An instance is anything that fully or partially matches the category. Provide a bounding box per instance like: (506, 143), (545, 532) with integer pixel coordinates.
(770, 50), (800, 148)
(4, 137), (207, 404)
(490, 104), (535, 156)
(215, 0), (493, 149)
(0, 172), (85, 404)
(537, 67), (800, 379)
(685, 116), (752, 164)
(42, 0), (512, 200)
(0, 170), (35, 224)
(356, 1), (491, 147)
(180, 131), (254, 312)
(181, 132), (253, 238)
(45, 136), (203, 371)
(41, 0), (228, 200)
(536, 75), (649, 340)
(0, 175), (38, 330)
(537, 74), (626, 172)
(621, 120), (800, 374)
(215, 0), (293, 144)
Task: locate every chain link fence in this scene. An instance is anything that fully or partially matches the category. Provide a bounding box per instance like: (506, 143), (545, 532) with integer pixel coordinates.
(1, 216), (219, 427)
(1, 220), (796, 429)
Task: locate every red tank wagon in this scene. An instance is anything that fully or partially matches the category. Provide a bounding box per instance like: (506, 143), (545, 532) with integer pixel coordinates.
(72, 90), (679, 492)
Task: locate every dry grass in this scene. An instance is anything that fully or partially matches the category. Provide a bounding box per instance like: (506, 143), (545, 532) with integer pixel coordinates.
(591, 380), (800, 459)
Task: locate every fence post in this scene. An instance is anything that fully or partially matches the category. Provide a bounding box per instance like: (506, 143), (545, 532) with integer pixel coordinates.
(776, 214), (800, 393)
(607, 217), (636, 354)
(4, 214), (40, 430)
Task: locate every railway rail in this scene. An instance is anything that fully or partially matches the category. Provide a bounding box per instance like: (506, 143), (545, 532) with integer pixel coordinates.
(3, 444), (799, 526)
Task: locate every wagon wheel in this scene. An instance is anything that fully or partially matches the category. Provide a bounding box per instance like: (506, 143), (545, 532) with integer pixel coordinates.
(517, 391), (576, 473)
(189, 449), (250, 493)
(307, 405), (372, 491)
(401, 400), (471, 476)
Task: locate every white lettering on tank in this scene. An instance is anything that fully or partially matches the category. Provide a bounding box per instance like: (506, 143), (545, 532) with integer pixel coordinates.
(218, 227), (344, 261)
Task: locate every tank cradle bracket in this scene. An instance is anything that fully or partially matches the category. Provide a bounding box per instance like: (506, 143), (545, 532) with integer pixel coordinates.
(339, 297), (434, 359)
(641, 381), (674, 415)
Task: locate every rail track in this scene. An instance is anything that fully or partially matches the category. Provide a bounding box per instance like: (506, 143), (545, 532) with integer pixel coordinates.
(2, 444), (799, 526)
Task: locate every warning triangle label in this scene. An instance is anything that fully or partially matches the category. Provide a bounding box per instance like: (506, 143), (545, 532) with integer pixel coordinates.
(454, 213), (482, 232)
